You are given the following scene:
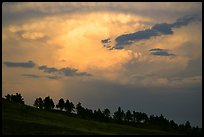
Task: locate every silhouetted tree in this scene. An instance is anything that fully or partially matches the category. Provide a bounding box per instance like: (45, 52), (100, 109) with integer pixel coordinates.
(56, 104), (60, 109)
(85, 108), (93, 119)
(132, 111), (137, 123)
(125, 110), (132, 122)
(64, 99), (75, 113)
(43, 96), (54, 110)
(185, 121), (191, 129)
(113, 107), (125, 122)
(94, 109), (105, 121)
(33, 97), (43, 109)
(50, 99), (55, 109)
(169, 120), (178, 129)
(103, 108), (111, 119)
(5, 94), (11, 101)
(5, 93), (24, 104)
(57, 98), (65, 110)
(76, 102), (84, 117)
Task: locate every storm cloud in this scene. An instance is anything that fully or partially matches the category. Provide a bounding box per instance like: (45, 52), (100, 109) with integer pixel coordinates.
(4, 60), (35, 68)
(114, 14), (201, 49)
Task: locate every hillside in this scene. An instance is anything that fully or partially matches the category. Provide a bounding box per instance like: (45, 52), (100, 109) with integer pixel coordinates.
(2, 99), (186, 135)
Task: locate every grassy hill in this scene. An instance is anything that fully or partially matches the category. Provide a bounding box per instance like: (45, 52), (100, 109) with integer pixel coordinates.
(2, 99), (184, 135)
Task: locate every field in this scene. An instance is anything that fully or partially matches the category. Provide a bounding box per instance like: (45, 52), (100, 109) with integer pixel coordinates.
(2, 99), (183, 135)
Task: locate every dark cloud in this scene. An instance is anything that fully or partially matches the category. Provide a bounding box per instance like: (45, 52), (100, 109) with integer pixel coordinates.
(149, 48), (176, 56)
(21, 74), (41, 78)
(114, 14), (201, 49)
(59, 67), (91, 77)
(4, 60), (35, 68)
(38, 65), (91, 77)
(59, 67), (78, 76)
(3, 3), (201, 27)
(21, 73), (61, 80)
(46, 75), (61, 80)
(172, 14), (201, 28)
(101, 38), (111, 44)
(115, 29), (159, 48)
(103, 45), (114, 50)
(38, 65), (58, 73)
(152, 23), (173, 35)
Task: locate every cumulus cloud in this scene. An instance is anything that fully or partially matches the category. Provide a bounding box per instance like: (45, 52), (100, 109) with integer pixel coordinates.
(4, 60), (35, 68)
(114, 14), (201, 49)
(38, 65), (91, 77)
(149, 48), (176, 56)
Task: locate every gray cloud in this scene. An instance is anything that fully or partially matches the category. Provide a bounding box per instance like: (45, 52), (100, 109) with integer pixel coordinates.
(149, 48), (176, 56)
(4, 60), (35, 68)
(39, 65), (91, 77)
(38, 65), (58, 73)
(46, 75), (61, 80)
(172, 14), (201, 28)
(3, 3), (201, 27)
(101, 38), (111, 44)
(21, 74), (41, 78)
(114, 14), (201, 49)
(22, 73), (61, 80)
(60, 68), (91, 76)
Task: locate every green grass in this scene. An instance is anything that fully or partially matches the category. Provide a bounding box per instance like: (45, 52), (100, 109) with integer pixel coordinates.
(2, 99), (182, 135)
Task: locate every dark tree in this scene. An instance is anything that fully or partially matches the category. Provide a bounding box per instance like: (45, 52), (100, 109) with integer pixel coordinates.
(103, 108), (111, 118)
(95, 109), (105, 121)
(33, 97), (43, 109)
(132, 111), (137, 123)
(56, 104), (60, 109)
(85, 108), (93, 119)
(43, 96), (54, 110)
(50, 99), (55, 109)
(5, 94), (11, 101)
(57, 98), (65, 110)
(64, 99), (75, 113)
(5, 93), (24, 104)
(125, 110), (132, 122)
(113, 107), (125, 122)
(169, 120), (178, 129)
(185, 121), (191, 129)
(76, 102), (84, 116)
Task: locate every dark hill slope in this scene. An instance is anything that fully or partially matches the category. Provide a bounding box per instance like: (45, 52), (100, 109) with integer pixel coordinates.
(2, 99), (181, 135)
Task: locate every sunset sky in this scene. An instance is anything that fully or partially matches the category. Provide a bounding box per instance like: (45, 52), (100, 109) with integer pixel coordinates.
(2, 2), (202, 127)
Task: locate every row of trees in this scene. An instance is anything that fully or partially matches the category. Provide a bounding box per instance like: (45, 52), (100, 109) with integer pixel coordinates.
(5, 93), (24, 104)
(4, 93), (200, 134)
(33, 96), (55, 110)
(32, 96), (199, 134)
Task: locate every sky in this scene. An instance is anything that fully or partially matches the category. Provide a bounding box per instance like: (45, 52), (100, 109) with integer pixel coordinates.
(2, 2), (202, 127)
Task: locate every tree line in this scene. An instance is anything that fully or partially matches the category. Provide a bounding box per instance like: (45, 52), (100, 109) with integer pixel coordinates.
(4, 93), (201, 135)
